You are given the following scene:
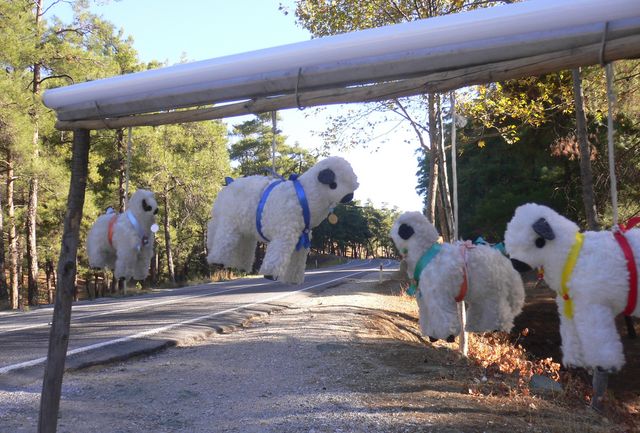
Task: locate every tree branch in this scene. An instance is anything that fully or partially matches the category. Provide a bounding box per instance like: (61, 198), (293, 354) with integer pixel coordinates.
(41, 0), (72, 17)
(387, 0), (411, 21)
(394, 98), (429, 150)
(38, 74), (75, 86)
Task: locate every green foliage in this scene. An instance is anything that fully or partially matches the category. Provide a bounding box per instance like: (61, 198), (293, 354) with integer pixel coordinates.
(230, 113), (317, 177)
(90, 120), (232, 282)
(292, 0), (509, 36)
(457, 67), (640, 230)
(456, 128), (577, 241)
(0, 1), (236, 291)
(311, 201), (400, 258)
(461, 74), (575, 145)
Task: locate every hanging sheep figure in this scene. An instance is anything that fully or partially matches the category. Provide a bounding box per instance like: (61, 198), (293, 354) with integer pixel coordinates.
(390, 211), (525, 342)
(206, 156), (359, 284)
(86, 189), (159, 282)
(505, 202), (640, 372)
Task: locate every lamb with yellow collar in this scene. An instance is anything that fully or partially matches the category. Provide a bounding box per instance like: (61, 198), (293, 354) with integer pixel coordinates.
(505, 203), (640, 371)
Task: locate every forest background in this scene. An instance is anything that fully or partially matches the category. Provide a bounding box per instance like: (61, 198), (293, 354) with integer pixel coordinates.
(0, 0), (638, 310)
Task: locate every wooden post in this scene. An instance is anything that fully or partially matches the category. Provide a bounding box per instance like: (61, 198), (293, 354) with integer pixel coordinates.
(38, 129), (90, 433)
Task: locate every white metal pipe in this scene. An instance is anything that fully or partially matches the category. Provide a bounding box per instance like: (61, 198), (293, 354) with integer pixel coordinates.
(43, 0), (640, 121)
(52, 20), (640, 121)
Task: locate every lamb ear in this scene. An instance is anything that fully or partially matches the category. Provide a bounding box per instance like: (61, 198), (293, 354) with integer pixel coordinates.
(317, 168), (335, 185)
(532, 217), (555, 240)
(398, 223), (415, 240)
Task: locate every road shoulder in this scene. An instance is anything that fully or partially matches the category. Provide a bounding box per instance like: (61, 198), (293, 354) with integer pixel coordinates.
(1, 271), (618, 432)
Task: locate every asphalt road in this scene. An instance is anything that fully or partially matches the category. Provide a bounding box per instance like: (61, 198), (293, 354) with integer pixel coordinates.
(0, 258), (396, 388)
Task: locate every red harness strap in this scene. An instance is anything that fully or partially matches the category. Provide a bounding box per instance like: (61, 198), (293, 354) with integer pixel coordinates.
(456, 268), (468, 302)
(614, 216), (640, 316)
(107, 213), (119, 247)
(455, 241), (473, 302)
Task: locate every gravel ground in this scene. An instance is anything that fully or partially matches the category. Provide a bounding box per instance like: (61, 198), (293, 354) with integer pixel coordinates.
(0, 272), (621, 433)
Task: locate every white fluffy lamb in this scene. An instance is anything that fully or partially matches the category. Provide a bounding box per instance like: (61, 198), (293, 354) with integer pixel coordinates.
(206, 156), (359, 284)
(505, 203), (640, 371)
(87, 189), (158, 281)
(390, 211), (525, 342)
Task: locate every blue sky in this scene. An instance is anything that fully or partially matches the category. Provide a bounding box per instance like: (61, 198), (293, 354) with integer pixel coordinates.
(52, 0), (424, 212)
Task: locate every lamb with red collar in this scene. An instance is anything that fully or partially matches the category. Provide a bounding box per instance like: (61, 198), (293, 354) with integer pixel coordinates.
(505, 203), (640, 371)
(86, 189), (159, 281)
(390, 211), (525, 342)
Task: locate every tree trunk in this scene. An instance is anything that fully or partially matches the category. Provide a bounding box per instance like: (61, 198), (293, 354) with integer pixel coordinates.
(572, 68), (600, 230)
(39, 129), (90, 433)
(149, 248), (158, 285)
(7, 152), (18, 310)
(436, 187), (448, 241)
(436, 95), (454, 241)
(73, 260), (79, 302)
(17, 235), (24, 308)
(45, 259), (54, 304)
(27, 176), (39, 305)
(163, 191), (175, 283)
(426, 93), (439, 222)
(0, 189), (8, 300)
(116, 129), (127, 211)
(27, 0), (42, 306)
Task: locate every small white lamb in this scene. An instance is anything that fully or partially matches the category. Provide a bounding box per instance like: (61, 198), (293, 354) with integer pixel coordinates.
(505, 203), (640, 371)
(206, 156), (359, 284)
(390, 211), (525, 342)
(86, 189), (158, 281)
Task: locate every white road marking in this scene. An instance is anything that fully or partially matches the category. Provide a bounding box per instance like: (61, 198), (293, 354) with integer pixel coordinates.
(0, 260), (379, 334)
(0, 264), (384, 375)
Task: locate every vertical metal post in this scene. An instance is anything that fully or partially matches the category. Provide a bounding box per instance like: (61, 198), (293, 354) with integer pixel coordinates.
(458, 302), (468, 356)
(592, 367), (609, 412)
(605, 63), (618, 226)
(450, 92), (459, 241)
(38, 129), (91, 433)
(451, 91), (467, 356)
(125, 126), (132, 211)
(271, 111), (277, 175)
(588, 61), (617, 412)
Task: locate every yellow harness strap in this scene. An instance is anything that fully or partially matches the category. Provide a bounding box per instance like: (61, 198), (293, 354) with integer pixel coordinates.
(560, 232), (584, 319)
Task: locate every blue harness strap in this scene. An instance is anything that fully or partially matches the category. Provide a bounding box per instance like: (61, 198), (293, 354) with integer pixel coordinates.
(256, 180), (284, 242)
(291, 174), (311, 250)
(125, 209), (149, 252)
(256, 174), (311, 251)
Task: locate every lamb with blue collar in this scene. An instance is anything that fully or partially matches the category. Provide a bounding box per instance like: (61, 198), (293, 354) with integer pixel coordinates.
(206, 156), (358, 284)
(86, 189), (159, 281)
(390, 211), (525, 342)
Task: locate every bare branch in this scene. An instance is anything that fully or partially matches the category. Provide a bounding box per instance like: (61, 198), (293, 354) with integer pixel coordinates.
(394, 98), (428, 150)
(38, 74), (75, 86)
(387, 0), (412, 21)
(41, 0), (73, 17)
